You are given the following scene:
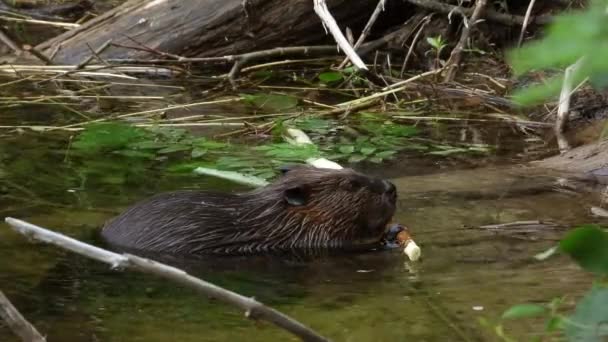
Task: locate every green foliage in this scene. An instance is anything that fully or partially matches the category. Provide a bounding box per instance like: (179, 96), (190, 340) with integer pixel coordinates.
(426, 35), (447, 52)
(72, 122), (150, 153)
(508, 0), (608, 105)
(559, 225), (608, 276)
(70, 113), (492, 182)
(489, 225), (608, 341)
(240, 93), (299, 111)
(293, 117), (333, 135)
(329, 136), (399, 164)
(565, 286), (608, 341)
(501, 304), (547, 320)
(318, 71), (344, 85)
(427, 35), (448, 68)
(322, 114), (420, 164)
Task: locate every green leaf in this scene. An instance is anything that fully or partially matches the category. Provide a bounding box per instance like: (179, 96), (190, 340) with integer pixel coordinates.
(388, 125), (419, 137)
(114, 150), (156, 159)
(565, 286), (608, 341)
(545, 316), (564, 332)
(150, 127), (188, 141)
(426, 35), (445, 49)
(502, 304), (547, 320)
(157, 144), (191, 154)
(193, 139), (229, 150)
(318, 71), (344, 84)
(342, 66), (356, 75)
(348, 154), (367, 163)
(255, 143), (319, 160)
(191, 148), (207, 158)
(559, 225), (608, 275)
(338, 145), (355, 154)
(72, 122), (148, 153)
(375, 150), (397, 158)
(360, 147), (376, 156)
(511, 76), (565, 106)
(128, 140), (166, 150)
(294, 117), (334, 134)
(242, 93), (299, 111)
(369, 157), (383, 164)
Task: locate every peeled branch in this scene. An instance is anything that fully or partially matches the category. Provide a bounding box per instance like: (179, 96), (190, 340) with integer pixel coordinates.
(385, 223), (421, 261)
(397, 229), (422, 261)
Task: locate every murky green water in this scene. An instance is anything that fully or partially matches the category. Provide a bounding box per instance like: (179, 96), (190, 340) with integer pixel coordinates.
(0, 79), (604, 342)
(0, 133), (601, 342)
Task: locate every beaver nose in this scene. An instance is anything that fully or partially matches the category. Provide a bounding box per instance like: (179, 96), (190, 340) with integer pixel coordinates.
(383, 180), (396, 195)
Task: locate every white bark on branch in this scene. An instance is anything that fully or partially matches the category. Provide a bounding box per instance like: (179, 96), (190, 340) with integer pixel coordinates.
(313, 0), (367, 71)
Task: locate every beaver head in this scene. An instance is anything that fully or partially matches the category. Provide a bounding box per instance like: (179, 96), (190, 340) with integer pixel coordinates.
(101, 165), (397, 256)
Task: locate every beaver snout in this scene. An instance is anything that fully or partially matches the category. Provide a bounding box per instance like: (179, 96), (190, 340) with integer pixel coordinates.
(377, 179), (397, 204)
(383, 180), (396, 196)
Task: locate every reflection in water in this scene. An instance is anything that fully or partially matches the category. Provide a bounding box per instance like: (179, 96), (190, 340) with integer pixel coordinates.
(0, 128), (601, 342)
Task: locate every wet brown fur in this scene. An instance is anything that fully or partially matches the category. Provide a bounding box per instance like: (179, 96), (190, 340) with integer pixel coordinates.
(100, 165), (397, 256)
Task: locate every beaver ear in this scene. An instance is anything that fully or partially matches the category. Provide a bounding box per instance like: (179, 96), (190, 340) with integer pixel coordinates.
(284, 186), (309, 206)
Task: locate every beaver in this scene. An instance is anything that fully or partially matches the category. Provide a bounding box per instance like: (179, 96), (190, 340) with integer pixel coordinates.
(100, 164), (397, 256)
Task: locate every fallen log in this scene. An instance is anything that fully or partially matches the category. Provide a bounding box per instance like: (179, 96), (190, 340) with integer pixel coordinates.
(35, 0), (381, 65)
(533, 140), (608, 183)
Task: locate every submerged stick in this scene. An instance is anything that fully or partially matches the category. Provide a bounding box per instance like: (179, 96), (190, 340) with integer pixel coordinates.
(0, 290), (46, 342)
(4, 217), (331, 342)
(193, 167), (269, 187)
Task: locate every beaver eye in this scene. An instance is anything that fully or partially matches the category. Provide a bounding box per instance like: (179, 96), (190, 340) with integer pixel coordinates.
(348, 178), (364, 190)
(279, 165), (295, 175)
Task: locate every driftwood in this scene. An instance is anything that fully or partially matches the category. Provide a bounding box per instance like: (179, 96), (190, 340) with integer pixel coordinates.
(35, 0), (380, 65)
(534, 140), (608, 181)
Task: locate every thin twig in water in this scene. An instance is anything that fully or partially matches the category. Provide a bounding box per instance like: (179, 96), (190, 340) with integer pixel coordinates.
(0, 28), (21, 53)
(4, 218), (331, 342)
(0, 290), (46, 342)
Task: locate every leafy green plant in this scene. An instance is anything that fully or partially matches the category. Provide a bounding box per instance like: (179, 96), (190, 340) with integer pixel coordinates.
(508, 0), (608, 105)
(240, 93), (299, 111)
(427, 35), (448, 69)
(485, 225), (608, 341)
(317, 71), (344, 85)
